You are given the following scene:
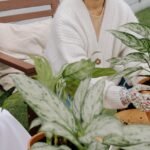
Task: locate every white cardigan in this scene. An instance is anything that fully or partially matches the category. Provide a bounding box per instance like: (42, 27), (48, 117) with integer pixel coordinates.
(45, 0), (138, 109)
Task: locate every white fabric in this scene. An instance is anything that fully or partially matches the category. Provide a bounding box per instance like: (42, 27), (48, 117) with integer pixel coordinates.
(0, 109), (31, 150)
(45, 0), (138, 109)
(0, 18), (53, 90)
(0, 18), (52, 57)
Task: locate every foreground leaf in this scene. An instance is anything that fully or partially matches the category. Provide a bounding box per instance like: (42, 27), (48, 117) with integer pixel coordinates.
(11, 74), (76, 132)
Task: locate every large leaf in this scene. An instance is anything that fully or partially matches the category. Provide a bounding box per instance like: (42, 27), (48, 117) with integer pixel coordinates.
(110, 30), (150, 52)
(80, 116), (123, 144)
(103, 125), (150, 146)
(11, 74), (76, 133)
(72, 78), (90, 121)
(122, 23), (150, 39)
(32, 56), (57, 91)
(31, 142), (71, 150)
(81, 79), (105, 125)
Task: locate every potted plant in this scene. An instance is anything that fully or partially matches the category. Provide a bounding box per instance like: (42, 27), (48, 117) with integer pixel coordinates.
(10, 57), (150, 150)
(109, 23), (150, 124)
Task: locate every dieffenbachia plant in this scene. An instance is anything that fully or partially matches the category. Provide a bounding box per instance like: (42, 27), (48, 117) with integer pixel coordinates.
(109, 23), (150, 79)
(11, 74), (150, 150)
(32, 56), (116, 100)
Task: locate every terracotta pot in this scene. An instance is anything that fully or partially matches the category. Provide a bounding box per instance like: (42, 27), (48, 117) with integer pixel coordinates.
(116, 77), (150, 124)
(28, 132), (45, 150)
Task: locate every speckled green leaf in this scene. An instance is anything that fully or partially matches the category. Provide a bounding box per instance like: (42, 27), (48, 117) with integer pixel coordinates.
(72, 78), (90, 121)
(110, 30), (150, 52)
(80, 116), (123, 144)
(11, 74), (76, 133)
(81, 79), (105, 125)
(103, 125), (150, 147)
(122, 23), (150, 39)
(122, 143), (150, 150)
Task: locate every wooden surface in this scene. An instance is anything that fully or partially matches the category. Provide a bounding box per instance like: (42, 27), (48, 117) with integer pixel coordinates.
(0, 52), (36, 76)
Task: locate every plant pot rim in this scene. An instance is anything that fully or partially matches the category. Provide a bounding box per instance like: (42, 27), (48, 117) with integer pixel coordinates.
(28, 132), (45, 150)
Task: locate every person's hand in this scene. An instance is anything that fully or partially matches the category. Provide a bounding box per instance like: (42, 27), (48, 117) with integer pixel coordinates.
(120, 84), (150, 111)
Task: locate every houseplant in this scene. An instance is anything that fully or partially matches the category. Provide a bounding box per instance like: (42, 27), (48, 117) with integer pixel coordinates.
(10, 56), (150, 150)
(109, 22), (150, 123)
(11, 74), (150, 150)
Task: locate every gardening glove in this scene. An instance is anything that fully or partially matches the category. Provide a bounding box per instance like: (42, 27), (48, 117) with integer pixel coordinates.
(120, 84), (150, 111)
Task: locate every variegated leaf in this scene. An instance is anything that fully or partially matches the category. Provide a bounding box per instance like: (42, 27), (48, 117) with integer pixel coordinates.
(122, 23), (150, 39)
(110, 30), (150, 52)
(123, 125), (150, 144)
(88, 142), (109, 150)
(103, 134), (130, 147)
(121, 143), (150, 150)
(81, 79), (105, 125)
(11, 74), (76, 133)
(80, 116), (123, 144)
(111, 66), (143, 79)
(124, 52), (147, 63)
(72, 78), (90, 121)
(103, 125), (150, 146)
(40, 122), (81, 148)
(31, 142), (71, 150)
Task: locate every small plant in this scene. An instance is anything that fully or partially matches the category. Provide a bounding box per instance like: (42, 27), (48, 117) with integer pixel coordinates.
(11, 71), (150, 150)
(109, 23), (150, 79)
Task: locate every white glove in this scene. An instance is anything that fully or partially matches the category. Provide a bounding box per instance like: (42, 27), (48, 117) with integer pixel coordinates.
(120, 84), (150, 111)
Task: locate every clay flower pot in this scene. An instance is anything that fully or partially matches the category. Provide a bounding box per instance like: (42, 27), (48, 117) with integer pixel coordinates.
(28, 132), (45, 150)
(116, 77), (150, 124)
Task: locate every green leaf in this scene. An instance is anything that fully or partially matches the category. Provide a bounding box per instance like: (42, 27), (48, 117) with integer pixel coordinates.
(92, 68), (116, 78)
(72, 78), (90, 121)
(11, 74), (76, 133)
(81, 79), (105, 125)
(80, 116), (123, 144)
(0, 87), (15, 106)
(110, 30), (150, 52)
(122, 23), (150, 39)
(32, 56), (57, 91)
(62, 59), (95, 80)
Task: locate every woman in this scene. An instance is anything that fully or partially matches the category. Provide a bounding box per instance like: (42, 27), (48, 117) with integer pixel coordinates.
(45, 0), (150, 110)
(0, 109), (31, 150)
